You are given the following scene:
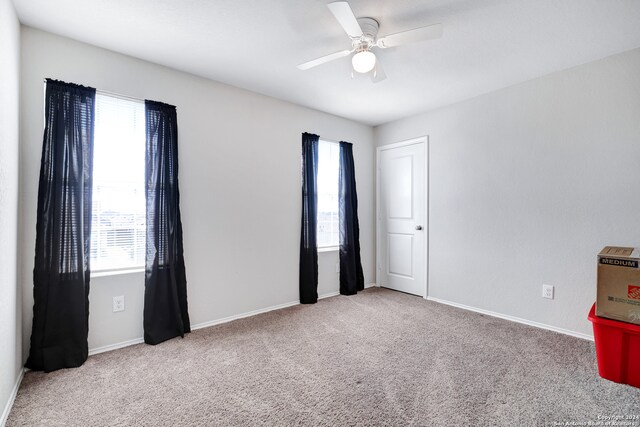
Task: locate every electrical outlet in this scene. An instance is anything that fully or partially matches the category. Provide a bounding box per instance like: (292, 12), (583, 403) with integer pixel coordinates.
(113, 295), (125, 312)
(335, 262), (340, 274)
(542, 284), (554, 300)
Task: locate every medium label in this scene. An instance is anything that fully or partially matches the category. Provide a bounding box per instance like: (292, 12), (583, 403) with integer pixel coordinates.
(599, 257), (639, 268)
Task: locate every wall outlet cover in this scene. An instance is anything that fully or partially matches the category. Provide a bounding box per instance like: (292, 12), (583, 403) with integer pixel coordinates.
(542, 284), (554, 300)
(113, 295), (125, 312)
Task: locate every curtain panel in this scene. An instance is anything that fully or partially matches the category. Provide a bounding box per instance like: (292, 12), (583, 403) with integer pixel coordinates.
(26, 79), (96, 372)
(338, 141), (364, 295)
(300, 132), (320, 304)
(144, 100), (190, 345)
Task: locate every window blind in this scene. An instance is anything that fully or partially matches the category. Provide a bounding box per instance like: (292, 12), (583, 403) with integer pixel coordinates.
(317, 140), (340, 247)
(90, 93), (146, 272)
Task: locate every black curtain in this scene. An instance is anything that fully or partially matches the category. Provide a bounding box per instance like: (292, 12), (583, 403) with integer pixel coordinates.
(144, 100), (190, 345)
(26, 79), (96, 372)
(338, 142), (364, 295)
(300, 132), (319, 304)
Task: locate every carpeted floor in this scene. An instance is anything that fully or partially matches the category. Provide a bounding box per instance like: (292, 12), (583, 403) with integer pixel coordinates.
(7, 287), (640, 426)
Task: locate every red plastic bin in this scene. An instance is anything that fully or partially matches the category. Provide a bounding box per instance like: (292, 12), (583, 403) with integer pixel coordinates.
(588, 303), (640, 388)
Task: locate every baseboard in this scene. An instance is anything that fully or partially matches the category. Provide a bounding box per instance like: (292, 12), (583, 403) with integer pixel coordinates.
(317, 291), (340, 300)
(1, 368), (24, 427)
(88, 286), (377, 356)
(88, 337), (145, 356)
(190, 299), (303, 332)
(426, 296), (594, 341)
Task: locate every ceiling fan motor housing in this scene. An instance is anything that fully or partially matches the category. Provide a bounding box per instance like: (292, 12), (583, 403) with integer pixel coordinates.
(354, 17), (379, 50)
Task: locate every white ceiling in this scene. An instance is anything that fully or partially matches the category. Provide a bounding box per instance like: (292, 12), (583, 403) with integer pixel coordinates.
(13, 0), (640, 126)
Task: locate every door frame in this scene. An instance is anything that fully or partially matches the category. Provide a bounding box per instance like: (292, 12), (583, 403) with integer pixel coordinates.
(376, 136), (429, 298)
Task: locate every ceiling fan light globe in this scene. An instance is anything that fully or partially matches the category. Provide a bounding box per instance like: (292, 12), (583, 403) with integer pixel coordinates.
(352, 51), (376, 73)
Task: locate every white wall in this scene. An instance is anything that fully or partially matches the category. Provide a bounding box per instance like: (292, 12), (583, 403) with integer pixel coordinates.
(375, 48), (640, 337)
(0, 0), (21, 423)
(20, 27), (375, 354)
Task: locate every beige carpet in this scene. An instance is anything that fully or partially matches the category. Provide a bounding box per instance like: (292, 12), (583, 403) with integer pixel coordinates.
(8, 288), (640, 426)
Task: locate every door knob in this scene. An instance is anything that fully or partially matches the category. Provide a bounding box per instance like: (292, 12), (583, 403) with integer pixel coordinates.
(415, 225), (423, 230)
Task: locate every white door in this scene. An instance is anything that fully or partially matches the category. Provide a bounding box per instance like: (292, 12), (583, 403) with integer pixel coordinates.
(377, 139), (426, 297)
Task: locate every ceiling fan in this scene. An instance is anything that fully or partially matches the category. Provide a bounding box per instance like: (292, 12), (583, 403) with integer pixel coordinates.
(297, 1), (443, 83)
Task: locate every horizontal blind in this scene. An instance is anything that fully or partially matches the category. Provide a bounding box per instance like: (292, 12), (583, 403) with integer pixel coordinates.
(90, 93), (146, 272)
(317, 140), (340, 247)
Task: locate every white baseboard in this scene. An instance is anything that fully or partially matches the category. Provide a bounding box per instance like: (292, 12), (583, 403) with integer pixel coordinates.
(317, 291), (340, 300)
(191, 299), (302, 332)
(1, 368), (24, 427)
(426, 296), (594, 341)
(88, 337), (145, 356)
(190, 286), (376, 331)
(89, 285), (377, 356)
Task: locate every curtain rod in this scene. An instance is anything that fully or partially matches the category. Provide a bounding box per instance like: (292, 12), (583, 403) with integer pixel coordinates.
(97, 88), (144, 103)
(319, 137), (342, 145)
(96, 89), (178, 110)
(43, 79), (146, 104)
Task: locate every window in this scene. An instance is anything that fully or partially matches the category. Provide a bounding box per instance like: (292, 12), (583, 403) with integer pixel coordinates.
(317, 140), (340, 248)
(90, 93), (146, 272)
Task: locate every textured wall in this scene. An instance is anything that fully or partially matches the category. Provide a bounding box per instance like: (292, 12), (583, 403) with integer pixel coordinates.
(20, 27), (375, 354)
(375, 48), (640, 337)
(0, 0), (21, 423)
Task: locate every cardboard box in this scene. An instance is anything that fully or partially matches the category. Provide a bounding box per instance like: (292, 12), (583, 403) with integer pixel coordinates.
(597, 246), (640, 325)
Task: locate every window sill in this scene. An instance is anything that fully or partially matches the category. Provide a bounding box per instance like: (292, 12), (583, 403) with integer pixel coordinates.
(91, 267), (145, 278)
(318, 246), (339, 253)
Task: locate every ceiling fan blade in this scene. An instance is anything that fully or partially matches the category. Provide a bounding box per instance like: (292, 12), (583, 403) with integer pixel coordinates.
(297, 49), (353, 70)
(377, 23), (443, 48)
(327, 2), (363, 38)
(371, 59), (387, 83)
